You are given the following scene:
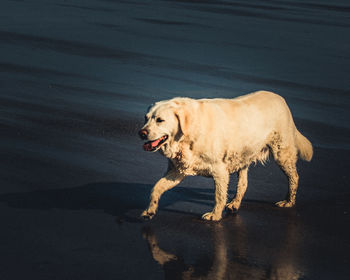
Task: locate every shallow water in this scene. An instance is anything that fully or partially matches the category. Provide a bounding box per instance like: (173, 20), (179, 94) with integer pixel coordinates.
(1, 1), (350, 279)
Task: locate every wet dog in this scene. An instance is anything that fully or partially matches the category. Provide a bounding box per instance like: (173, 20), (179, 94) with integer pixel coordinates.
(139, 91), (313, 221)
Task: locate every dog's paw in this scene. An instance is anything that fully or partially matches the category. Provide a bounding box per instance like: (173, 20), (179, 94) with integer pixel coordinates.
(201, 212), (222, 221)
(141, 210), (155, 220)
(225, 202), (239, 213)
(275, 200), (295, 208)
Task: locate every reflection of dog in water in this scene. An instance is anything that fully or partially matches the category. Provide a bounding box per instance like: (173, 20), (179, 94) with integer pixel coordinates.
(139, 91), (313, 221)
(142, 215), (304, 280)
(142, 225), (227, 280)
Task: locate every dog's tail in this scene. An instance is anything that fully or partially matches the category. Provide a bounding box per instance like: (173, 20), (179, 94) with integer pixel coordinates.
(295, 130), (313, 161)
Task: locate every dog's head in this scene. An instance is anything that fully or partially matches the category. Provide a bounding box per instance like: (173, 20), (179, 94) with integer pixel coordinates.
(139, 98), (193, 152)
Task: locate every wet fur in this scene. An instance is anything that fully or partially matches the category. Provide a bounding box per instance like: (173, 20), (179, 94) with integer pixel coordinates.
(140, 91), (313, 221)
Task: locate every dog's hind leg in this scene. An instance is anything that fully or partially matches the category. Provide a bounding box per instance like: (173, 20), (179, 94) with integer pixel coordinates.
(226, 167), (248, 212)
(141, 168), (185, 220)
(274, 148), (299, 208)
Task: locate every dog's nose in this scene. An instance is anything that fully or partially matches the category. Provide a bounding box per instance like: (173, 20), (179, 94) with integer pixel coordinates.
(139, 129), (148, 140)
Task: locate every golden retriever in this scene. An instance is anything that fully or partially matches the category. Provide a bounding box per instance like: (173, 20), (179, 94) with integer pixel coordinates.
(139, 91), (313, 221)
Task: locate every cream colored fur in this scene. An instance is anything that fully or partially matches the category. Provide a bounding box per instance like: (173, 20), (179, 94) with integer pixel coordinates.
(140, 91), (313, 221)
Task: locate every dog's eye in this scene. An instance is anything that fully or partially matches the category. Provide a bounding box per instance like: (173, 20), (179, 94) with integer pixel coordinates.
(156, 118), (164, 123)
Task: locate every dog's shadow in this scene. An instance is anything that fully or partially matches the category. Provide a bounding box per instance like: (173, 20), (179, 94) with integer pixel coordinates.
(0, 182), (215, 222)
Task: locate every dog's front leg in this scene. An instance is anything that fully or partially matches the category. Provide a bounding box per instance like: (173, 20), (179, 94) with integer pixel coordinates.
(141, 168), (184, 220)
(226, 167), (248, 212)
(202, 168), (229, 221)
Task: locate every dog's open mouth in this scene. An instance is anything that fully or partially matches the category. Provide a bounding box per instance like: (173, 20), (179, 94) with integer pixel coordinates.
(143, 135), (168, 152)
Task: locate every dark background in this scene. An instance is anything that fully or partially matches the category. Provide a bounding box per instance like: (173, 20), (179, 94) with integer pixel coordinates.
(1, 1), (350, 279)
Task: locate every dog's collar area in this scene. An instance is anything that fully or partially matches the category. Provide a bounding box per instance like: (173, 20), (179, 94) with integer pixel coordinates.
(143, 135), (168, 152)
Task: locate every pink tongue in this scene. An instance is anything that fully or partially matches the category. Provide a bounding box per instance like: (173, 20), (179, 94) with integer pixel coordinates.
(143, 138), (161, 151)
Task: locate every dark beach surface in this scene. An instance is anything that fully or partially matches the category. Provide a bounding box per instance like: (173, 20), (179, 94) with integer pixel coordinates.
(1, 0), (350, 279)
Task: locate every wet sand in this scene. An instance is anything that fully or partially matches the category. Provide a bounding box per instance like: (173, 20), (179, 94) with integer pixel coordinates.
(1, 145), (349, 279)
(1, 0), (350, 279)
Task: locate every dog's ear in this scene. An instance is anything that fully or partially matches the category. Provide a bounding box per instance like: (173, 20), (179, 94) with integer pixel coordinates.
(175, 109), (189, 136)
(174, 104), (191, 136)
